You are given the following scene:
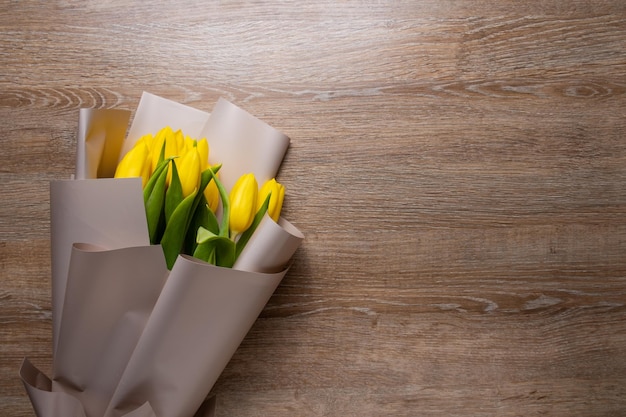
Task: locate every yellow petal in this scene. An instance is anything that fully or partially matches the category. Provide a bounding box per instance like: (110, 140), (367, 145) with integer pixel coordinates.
(229, 173), (258, 235)
(184, 136), (195, 153)
(114, 141), (151, 187)
(134, 133), (151, 150)
(258, 178), (285, 222)
(176, 147), (201, 197)
(203, 176), (219, 213)
(150, 126), (172, 172)
(196, 138), (209, 171)
(165, 129), (182, 159)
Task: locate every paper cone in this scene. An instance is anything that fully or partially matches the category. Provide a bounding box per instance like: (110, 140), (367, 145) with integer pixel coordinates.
(53, 243), (168, 417)
(21, 244), (228, 417)
(104, 255), (288, 417)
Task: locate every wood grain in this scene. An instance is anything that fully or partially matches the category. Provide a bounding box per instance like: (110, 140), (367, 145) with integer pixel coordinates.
(1, 1), (626, 415)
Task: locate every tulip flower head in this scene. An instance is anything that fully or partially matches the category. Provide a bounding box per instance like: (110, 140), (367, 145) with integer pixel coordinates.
(175, 146), (201, 197)
(258, 178), (285, 222)
(149, 126), (172, 172)
(196, 138), (209, 171)
(114, 139), (151, 187)
(228, 173), (258, 238)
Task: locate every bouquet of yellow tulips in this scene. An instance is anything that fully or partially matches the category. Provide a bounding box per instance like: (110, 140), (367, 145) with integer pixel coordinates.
(20, 93), (303, 417)
(114, 126), (285, 270)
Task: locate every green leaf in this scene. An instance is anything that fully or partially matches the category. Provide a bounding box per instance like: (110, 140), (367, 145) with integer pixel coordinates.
(235, 192), (270, 260)
(187, 165), (221, 229)
(184, 195), (219, 255)
(196, 225), (218, 244)
(205, 167), (230, 238)
(192, 241), (216, 265)
(157, 140), (165, 166)
(144, 161), (170, 244)
(181, 164), (222, 253)
(198, 164), (221, 196)
(195, 226), (236, 267)
(165, 159), (183, 224)
(203, 203), (220, 234)
(143, 156), (171, 206)
(160, 189), (197, 270)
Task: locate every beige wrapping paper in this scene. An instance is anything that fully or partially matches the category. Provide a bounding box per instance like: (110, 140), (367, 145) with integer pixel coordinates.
(200, 97), (291, 191)
(121, 93), (211, 159)
(75, 108), (131, 180)
(20, 93), (304, 417)
(105, 256), (288, 417)
(20, 358), (88, 417)
(50, 178), (150, 358)
(234, 215), (304, 273)
(53, 244), (168, 417)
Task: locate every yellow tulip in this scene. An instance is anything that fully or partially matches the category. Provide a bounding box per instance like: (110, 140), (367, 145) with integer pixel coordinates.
(135, 133), (153, 154)
(114, 140), (151, 187)
(204, 176), (219, 213)
(149, 126), (172, 172)
(175, 147), (201, 197)
(229, 173), (258, 236)
(183, 136), (196, 155)
(196, 138), (209, 170)
(258, 178), (285, 222)
(170, 129), (185, 155)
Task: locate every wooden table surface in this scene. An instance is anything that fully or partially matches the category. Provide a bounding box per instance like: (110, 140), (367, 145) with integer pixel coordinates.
(2, 1), (626, 416)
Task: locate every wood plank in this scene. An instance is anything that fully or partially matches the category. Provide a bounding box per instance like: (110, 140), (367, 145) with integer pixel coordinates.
(1, 0), (625, 415)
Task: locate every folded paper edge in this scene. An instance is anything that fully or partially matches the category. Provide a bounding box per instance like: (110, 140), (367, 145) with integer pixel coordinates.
(20, 359), (159, 417)
(233, 214), (304, 273)
(19, 358), (87, 417)
(76, 108), (132, 180)
(193, 395), (217, 417)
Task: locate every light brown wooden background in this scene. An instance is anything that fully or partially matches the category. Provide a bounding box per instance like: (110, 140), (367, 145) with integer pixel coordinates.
(2, 1), (626, 416)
